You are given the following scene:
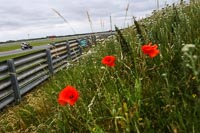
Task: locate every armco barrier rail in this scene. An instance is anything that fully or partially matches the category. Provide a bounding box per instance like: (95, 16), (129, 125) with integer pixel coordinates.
(0, 33), (114, 110)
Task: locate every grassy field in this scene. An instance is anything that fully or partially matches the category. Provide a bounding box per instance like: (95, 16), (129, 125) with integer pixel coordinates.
(0, 36), (80, 61)
(0, 36), (75, 52)
(0, 2), (200, 133)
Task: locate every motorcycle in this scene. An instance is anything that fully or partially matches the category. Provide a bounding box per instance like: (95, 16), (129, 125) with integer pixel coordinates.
(21, 43), (33, 50)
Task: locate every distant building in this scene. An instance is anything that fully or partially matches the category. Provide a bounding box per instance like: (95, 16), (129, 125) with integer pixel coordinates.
(47, 35), (57, 39)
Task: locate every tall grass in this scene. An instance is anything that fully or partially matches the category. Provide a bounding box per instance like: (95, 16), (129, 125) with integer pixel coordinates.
(0, 2), (200, 132)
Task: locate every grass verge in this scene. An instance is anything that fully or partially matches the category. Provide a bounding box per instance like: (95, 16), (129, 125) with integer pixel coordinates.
(0, 2), (200, 133)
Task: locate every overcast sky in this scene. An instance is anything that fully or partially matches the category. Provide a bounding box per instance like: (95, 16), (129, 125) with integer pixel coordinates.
(0, 0), (187, 42)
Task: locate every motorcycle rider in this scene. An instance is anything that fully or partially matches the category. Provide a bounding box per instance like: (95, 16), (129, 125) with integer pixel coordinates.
(21, 42), (32, 50)
(21, 42), (26, 47)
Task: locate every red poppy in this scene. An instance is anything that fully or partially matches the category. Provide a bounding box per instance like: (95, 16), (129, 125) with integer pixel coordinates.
(58, 85), (79, 106)
(102, 56), (116, 67)
(141, 42), (160, 58)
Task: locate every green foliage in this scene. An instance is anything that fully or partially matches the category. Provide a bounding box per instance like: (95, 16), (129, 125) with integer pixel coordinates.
(115, 26), (135, 68)
(0, 2), (200, 133)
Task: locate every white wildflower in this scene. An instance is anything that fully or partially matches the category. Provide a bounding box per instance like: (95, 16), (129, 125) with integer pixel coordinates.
(101, 66), (106, 69)
(181, 44), (195, 52)
(161, 73), (167, 77)
(193, 55), (197, 60)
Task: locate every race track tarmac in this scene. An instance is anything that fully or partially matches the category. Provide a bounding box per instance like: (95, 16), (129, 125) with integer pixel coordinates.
(0, 45), (51, 57)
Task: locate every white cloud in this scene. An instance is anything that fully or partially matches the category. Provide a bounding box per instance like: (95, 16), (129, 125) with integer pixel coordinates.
(0, 0), (189, 42)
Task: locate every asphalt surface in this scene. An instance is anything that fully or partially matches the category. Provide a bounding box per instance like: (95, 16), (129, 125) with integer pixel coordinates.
(0, 32), (116, 57)
(0, 45), (51, 57)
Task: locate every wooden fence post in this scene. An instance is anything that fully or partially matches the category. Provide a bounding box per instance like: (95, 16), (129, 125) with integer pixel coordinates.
(7, 59), (21, 103)
(46, 49), (54, 75)
(91, 35), (97, 45)
(66, 41), (71, 59)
